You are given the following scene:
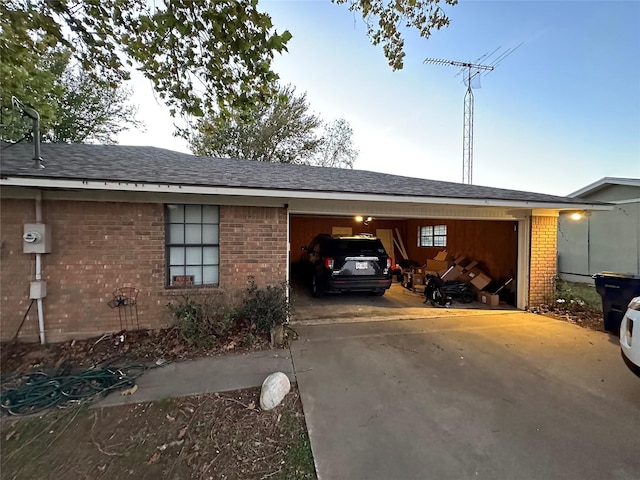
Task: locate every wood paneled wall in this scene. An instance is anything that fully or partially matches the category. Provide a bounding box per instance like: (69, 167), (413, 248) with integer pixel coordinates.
(290, 215), (517, 282)
(405, 219), (518, 281)
(290, 215), (407, 265)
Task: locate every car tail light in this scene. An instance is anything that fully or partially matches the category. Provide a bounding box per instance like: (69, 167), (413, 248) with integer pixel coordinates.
(324, 257), (334, 270)
(386, 258), (392, 269)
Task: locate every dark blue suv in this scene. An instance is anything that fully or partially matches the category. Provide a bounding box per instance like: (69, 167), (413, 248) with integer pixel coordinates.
(301, 234), (392, 297)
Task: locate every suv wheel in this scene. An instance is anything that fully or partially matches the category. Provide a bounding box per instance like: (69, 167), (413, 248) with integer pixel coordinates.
(371, 290), (385, 296)
(312, 275), (324, 298)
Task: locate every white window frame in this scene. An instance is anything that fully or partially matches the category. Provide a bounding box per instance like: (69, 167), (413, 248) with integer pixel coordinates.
(418, 225), (447, 247)
(165, 204), (220, 287)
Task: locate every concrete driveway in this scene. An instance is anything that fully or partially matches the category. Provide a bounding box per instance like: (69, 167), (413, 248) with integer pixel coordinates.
(289, 311), (640, 480)
(291, 281), (514, 324)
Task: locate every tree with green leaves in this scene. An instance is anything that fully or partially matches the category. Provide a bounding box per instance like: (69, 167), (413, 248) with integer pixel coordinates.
(47, 66), (143, 144)
(190, 86), (358, 168)
(314, 119), (358, 169)
(190, 85), (323, 165)
(1, 0), (455, 129)
(0, 31), (142, 144)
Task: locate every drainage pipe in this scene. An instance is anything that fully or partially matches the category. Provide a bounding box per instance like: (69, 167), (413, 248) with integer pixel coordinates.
(35, 190), (46, 345)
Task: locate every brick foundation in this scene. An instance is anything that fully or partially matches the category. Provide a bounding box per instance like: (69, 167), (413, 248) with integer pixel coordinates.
(529, 215), (558, 306)
(0, 198), (287, 343)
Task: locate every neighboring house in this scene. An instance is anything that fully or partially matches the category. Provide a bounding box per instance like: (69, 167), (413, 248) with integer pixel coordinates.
(558, 177), (640, 283)
(0, 142), (610, 343)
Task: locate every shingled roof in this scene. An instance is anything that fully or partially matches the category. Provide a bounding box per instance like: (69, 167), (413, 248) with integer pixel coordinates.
(0, 142), (598, 206)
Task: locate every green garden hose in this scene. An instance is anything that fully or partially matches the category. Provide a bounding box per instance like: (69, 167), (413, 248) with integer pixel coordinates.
(0, 363), (164, 416)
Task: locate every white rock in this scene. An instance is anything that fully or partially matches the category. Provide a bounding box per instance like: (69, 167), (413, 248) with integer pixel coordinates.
(260, 372), (291, 410)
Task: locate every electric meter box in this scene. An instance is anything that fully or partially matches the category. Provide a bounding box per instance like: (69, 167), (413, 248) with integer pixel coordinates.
(30, 281), (47, 299)
(23, 223), (51, 254)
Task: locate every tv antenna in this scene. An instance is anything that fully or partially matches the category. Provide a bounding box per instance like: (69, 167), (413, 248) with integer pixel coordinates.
(425, 43), (522, 184)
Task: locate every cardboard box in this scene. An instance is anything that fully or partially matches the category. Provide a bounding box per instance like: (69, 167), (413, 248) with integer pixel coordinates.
(478, 291), (500, 306)
(441, 265), (464, 281)
(470, 272), (492, 291)
(425, 259), (450, 274)
(459, 266), (480, 282)
(453, 255), (467, 265)
(462, 260), (479, 272)
(412, 267), (425, 285)
(433, 250), (451, 262)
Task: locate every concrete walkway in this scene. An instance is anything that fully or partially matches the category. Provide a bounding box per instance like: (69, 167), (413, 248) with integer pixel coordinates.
(95, 349), (295, 408)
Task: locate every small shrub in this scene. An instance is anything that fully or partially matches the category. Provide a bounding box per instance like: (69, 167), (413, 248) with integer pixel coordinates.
(167, 296), (213, 348)
(202, 300), (237, 338)
(237, 280), (292, 335)
(239, 332), (257, 348)
(167, 294), (240, 348)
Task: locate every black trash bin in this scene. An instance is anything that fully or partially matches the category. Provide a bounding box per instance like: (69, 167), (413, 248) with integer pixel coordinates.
(594, 272), (640, 333)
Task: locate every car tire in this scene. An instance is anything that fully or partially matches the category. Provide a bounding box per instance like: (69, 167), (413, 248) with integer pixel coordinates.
(312, 275), (324, 298)
(371, 290), (385, 296)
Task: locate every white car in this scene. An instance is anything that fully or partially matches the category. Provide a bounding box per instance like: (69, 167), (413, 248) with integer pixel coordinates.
(620, 296), (640, 378)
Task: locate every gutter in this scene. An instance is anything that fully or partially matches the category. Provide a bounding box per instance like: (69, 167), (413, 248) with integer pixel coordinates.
(0, 176), (614, 212)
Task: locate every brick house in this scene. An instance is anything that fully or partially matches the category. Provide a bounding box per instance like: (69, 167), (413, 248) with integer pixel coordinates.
(0, 142), (609, 343)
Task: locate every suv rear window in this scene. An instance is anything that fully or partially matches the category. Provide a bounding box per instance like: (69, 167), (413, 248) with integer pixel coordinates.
(333, 239), (386, 255)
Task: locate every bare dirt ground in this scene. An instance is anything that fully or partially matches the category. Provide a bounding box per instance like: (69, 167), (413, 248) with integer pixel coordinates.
(530, 304), (605, 332)
(0, 326), (272, 375)
(1, 387), (315, 480)
(0, 327), (315, 480)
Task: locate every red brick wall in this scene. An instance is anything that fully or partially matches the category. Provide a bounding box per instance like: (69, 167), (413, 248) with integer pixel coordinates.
(0, 198), (288, 343)
(529, 215), (558, 306)
(0, 199), (36, 341)
(219, 206), (288, 288)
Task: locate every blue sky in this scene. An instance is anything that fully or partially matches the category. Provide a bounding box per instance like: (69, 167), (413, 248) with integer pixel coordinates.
(119, 0), (640, 196)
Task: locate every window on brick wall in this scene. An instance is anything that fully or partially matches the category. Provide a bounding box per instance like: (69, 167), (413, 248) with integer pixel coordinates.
(165, 204), (219, 287)
(418, 225), (447, 247)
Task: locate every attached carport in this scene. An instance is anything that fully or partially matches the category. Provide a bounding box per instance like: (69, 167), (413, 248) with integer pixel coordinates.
(285, 193), (608, 310)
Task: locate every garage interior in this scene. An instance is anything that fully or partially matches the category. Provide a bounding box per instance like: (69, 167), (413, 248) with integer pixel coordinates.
(289, 214), (518, 307)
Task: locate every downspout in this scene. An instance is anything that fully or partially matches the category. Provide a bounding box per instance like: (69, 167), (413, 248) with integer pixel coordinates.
(35, 191), (46, 345)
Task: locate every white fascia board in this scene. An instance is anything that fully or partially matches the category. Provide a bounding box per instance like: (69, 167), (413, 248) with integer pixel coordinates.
(611, 198), (640, 205)
(0, 176), (611, 211)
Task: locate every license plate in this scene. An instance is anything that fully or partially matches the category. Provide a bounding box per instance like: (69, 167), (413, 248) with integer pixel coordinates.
(355, 261), (368, 270)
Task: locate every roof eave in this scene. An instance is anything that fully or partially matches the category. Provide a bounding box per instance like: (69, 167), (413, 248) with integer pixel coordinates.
(0, 176), (613, 212)
(569, 177), (640, 197)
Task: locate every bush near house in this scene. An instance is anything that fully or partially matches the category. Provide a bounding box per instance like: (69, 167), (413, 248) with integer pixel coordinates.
(167, 280), (292, 349)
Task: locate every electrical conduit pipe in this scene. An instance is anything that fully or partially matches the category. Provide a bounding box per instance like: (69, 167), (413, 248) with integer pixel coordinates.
(35, 190), (46, 345)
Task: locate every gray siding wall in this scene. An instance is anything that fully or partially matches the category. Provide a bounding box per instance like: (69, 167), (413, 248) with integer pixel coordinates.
(558, 201), (640, 283)
(581, 184), (640, 202)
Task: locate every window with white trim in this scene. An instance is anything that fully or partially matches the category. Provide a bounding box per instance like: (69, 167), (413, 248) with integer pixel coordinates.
(418, 225), (447, 247)
(166, 204), (219, 287)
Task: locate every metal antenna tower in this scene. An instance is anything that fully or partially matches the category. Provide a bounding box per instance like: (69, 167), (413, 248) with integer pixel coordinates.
(425, 44), (522, 184)
(424, 58), (493, 184)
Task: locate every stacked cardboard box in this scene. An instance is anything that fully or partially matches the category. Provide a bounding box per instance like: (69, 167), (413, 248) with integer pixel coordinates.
(424, 250), (453, 275)
(449, 255), (492, 291)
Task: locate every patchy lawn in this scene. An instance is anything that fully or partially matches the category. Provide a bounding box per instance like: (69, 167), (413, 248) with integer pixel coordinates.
(530, 279), (605, 332)
(1, 387), (316, 480)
